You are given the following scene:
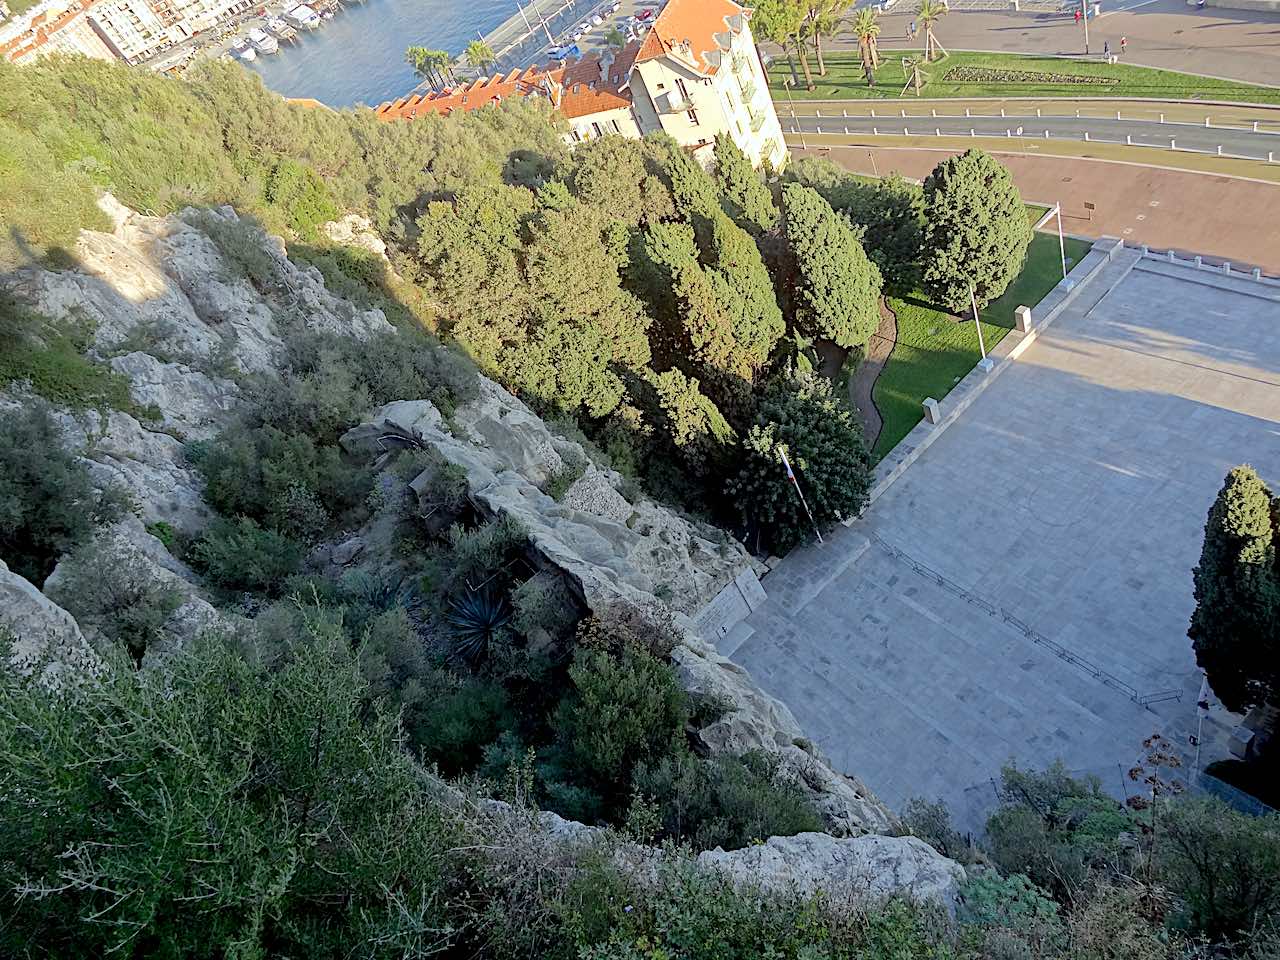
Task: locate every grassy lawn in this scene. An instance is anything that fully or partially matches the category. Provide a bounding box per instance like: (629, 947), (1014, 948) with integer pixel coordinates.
(870, 232), (1092, 459)
(770, 50), (1280, 105)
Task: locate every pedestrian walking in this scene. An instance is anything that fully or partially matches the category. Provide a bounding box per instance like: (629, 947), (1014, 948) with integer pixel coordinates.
(1103, 39), (1110, 58)
(1073, 8), (1081, 23)
(1120, 35), (1128, 54)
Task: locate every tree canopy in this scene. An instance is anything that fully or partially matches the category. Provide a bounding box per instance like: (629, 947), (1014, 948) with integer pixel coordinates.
(1189, 465), (1279, 713)
(921, 149), (1032, 312)
(781, 183), (883, 349)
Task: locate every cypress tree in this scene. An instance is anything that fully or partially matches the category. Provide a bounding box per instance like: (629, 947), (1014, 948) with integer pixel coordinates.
(921, 149), (1032, 312)
(781, 183), (883, 349)
(1189, 466), (1280, 713)
(713, 134), (778, 235)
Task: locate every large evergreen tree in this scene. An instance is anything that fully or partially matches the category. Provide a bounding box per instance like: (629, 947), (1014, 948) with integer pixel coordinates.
(713, 134), (778, 235)
(727, 371), (871, 552)
(781, 183), (883, 349)
(921, 149), (1032, 312)
(1189, 466), (1280, 713)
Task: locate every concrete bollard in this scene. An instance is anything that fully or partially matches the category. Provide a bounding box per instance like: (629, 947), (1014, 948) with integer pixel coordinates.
(901, 108), (907, 118)
(1171, 139), (1177, 150)
(1037, 107), (1041, 117)
(816, 109), (822, 118)
(1000, 108), (1006, 117)
(1254, 120), (1259, 132)
(1195, 255), (1203, 269)
(971, 128), (976, 137)
(1205, 116), (1211, 127)
(871, 108), (876, 117)
(1270, 152), (1275, 163)
(923, 397), (942, 425)
(1007, 129), (1012, 137)
(817, 125), (823, 134)
(1014, 305), (1033, 333)
(904, 127), (909, 136)
(1253, 267), (1263, 280)
(1140, 244), (1149, 256)
(845, 126), (850, 135)
(1223, 261), (1232, 274)
(936, 127), (941, 136)
(1160, 113), (1165, 123)
(965, 107), (971, 117)
(932, 108), (937, 117)
(1116, 110), (1121, 120)
(873, 126), (879, 135)
(1126, 134), (1132, 145)
(1045, 130), (1050, 138)
(842, 108), (848, 118)
(1167, 249), (1176, 262)
(1084, 131), (1090, 141)
(1217, 145), (1223, 156)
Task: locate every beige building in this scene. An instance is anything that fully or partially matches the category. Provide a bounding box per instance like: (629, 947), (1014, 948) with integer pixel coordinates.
(1, 0), (116, 63)
(627, 0), (786, 169)
(88, 0), (169, 63)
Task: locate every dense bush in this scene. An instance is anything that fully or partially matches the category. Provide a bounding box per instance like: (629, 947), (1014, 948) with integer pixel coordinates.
(727, 372), (872, 553)
(190, 516), (304, 594)
(45, 535), (182, 668)
(0, 404), (127, 583)
(633, 750), (824, 851)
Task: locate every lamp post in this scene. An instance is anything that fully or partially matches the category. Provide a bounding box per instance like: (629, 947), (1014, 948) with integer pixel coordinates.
(1054, 201), (1068, 280)
(1080, 0), (1089, 55)
(783, 78), (807, 149)
(969, 283), (988, 362)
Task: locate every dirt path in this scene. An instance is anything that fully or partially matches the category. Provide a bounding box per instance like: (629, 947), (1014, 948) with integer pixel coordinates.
(850, 300), (899, 450)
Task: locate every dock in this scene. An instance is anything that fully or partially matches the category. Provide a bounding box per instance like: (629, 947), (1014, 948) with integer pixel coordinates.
(454, 0), (598, 76)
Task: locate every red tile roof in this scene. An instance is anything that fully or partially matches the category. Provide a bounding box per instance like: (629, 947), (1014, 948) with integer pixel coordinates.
(634, 0), (749, 75)
(375, 43), (640, 124)
(0, 0), (101, 62)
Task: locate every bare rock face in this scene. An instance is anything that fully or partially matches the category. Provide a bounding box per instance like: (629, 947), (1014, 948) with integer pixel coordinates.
(697, 833), (966, 912)
(321, 214), (388, 259)
(675, 639), (897, 836)
(340, 381), (896, 836)
(0, 559), (99, 680)
(108, 351), (237, 440)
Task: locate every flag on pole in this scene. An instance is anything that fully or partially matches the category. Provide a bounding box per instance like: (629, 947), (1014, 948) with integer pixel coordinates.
(779, 447), (823, 545)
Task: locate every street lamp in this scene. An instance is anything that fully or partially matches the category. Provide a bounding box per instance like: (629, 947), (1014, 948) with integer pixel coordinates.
(782, 77), (807, 149)
(969, 283), (993, 371)
(1080, 0), (1089, 56)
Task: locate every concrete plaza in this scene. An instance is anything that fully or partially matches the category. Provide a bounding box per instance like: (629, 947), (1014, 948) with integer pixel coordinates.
(725, 255), (1280, 832)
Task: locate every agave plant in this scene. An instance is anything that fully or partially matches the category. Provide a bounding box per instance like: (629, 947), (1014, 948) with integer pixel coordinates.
(444, 588), (512, 663)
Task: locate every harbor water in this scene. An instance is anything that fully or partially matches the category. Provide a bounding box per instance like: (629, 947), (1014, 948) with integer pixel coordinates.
(245, 0), (518, 108)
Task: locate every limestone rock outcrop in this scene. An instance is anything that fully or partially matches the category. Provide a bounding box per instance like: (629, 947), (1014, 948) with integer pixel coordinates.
(698, 833), (966, 910)
(0, 559), (99, 680)
(341, 383), (897, 836)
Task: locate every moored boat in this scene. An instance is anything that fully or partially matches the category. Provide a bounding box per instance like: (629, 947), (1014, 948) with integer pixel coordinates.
(248, 27), (279, 54)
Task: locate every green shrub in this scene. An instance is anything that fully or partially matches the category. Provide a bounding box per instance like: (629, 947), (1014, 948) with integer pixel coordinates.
(544, 450), (587, 501)
(633, 750), (824, 851)
(0, 618), (463, 957)
(190, 516), (303, 594)
(0, 296), (141, 414)
(45, 536), (183, 668)
(549, 643), (689, 815)
(0, 404), (127, 583)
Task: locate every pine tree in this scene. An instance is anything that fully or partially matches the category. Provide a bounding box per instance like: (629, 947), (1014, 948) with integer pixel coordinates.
(727, 371), (871, 553)
(647, 368), (734, 478)
(781, 183), (883, 349)
(1189, 466), (1280, 713)
(921, 149), (1032, 312)
(713, 134), (778, 234)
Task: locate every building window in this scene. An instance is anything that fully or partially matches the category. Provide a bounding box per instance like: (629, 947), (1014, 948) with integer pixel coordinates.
(675, 77), (689, 101)
(686, 108), (699, 126)
(611, 119), (621, 133)
(591, 121), (602, 137)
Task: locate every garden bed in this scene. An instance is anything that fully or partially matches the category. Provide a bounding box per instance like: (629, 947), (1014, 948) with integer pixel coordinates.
(943, 65), (1117, 86)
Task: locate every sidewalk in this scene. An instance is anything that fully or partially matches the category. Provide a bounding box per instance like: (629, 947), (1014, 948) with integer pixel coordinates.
(799, 144), (1280, 272)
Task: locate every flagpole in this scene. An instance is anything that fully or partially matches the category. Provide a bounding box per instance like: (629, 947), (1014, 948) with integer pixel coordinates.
(780, 448), (823, 544)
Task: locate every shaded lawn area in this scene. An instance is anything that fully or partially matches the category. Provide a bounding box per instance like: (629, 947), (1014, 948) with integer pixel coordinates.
(769, 51), (1280, 105)
(870, 232), (1092, 459)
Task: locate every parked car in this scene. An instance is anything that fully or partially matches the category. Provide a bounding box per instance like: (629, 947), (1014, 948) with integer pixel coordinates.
(590, 13), (603, 24)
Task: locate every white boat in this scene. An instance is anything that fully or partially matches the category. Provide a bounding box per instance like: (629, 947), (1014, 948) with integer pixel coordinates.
(284, 3), (321, 27)
(233, 40), (257, 60)
(267, 17), (296, 39)
(248, 27), (278, 54)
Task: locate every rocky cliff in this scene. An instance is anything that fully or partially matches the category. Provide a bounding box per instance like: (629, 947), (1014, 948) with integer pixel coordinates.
(0, 197), (959, 907)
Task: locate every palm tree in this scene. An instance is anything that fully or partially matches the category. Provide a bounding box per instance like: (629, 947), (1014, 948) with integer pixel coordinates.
(851, 6), (881, 83)
(917, 0), (947, 62)
(465, 39), (496, 73)
(804, 0), (842, 77)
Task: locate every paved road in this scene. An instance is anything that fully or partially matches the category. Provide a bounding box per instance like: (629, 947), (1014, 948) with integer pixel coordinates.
(804, 144), (1280, 271)
(824, 2), (1280, 87)
(785, 112), (1280, 159)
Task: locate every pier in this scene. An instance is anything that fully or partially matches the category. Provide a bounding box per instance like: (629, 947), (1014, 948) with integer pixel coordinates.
(455, 0), (600, 75)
